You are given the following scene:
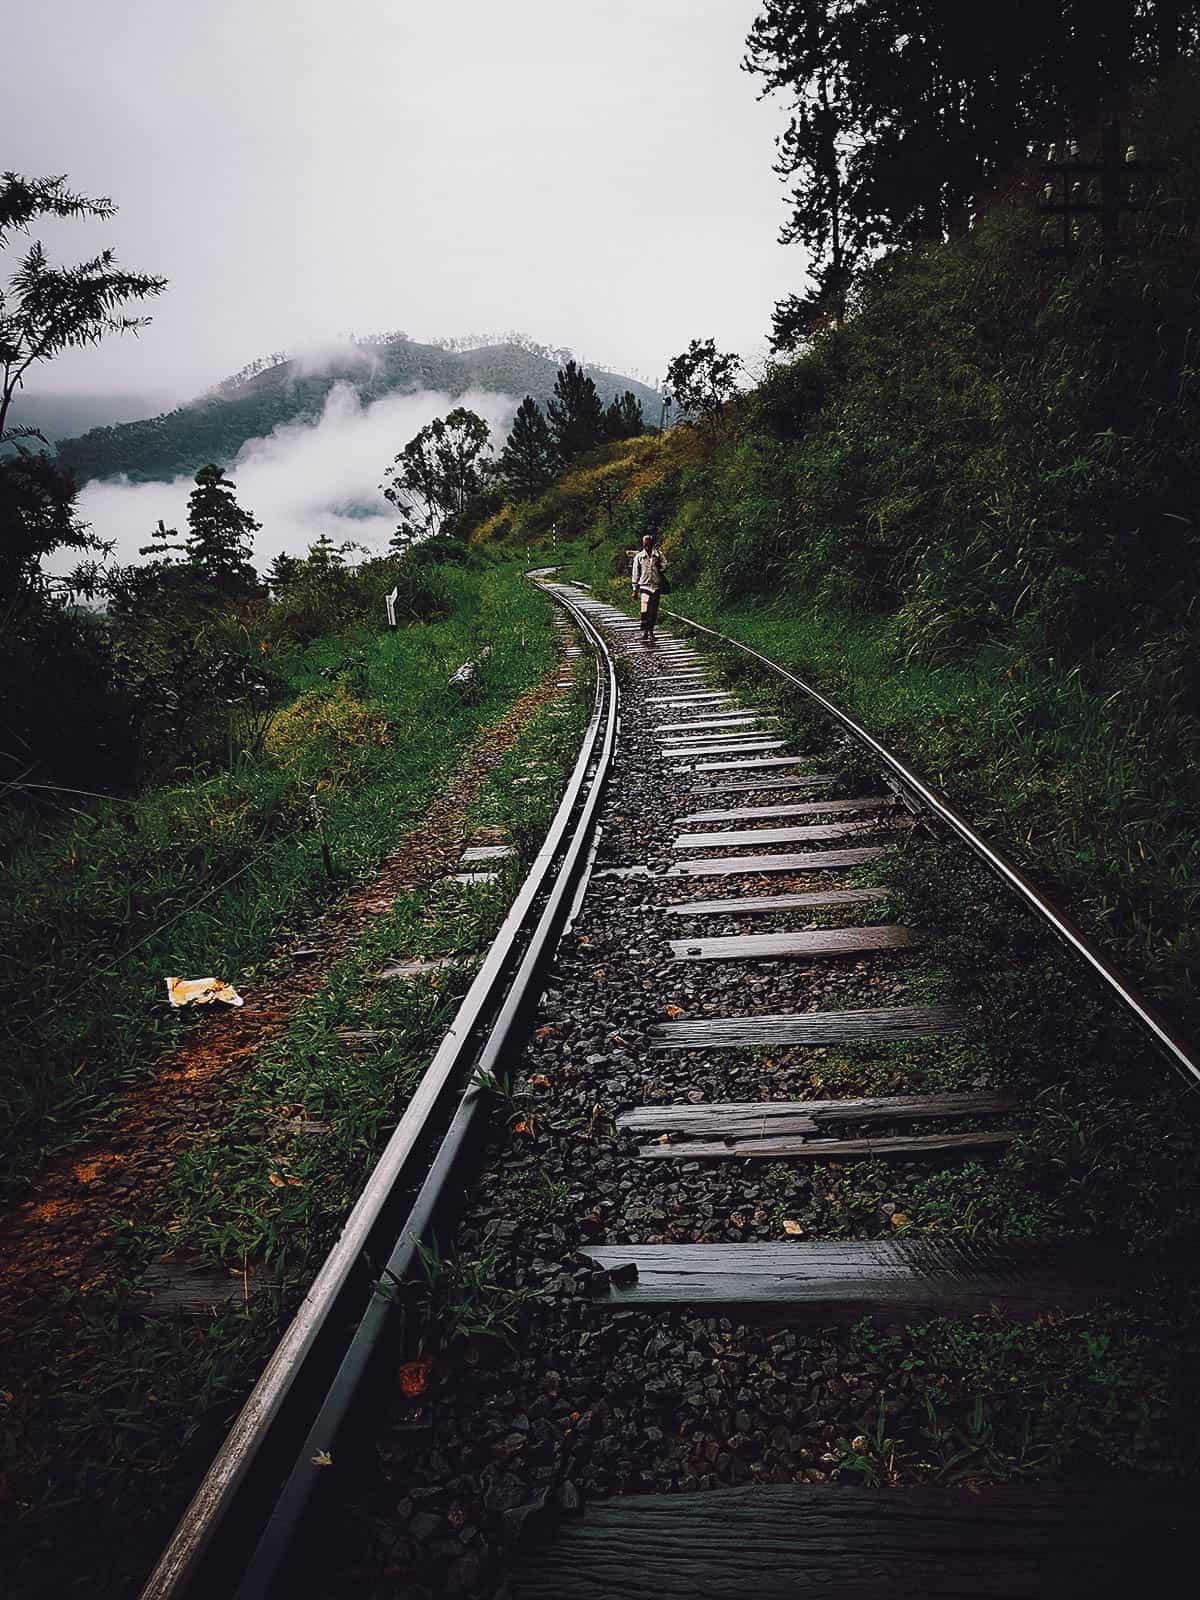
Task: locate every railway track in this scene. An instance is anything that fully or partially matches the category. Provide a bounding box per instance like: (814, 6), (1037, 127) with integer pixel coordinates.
(143, 577), (1196, 1599)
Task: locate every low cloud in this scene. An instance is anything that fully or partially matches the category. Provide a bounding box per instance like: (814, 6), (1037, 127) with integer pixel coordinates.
(69, 383), (517, 574)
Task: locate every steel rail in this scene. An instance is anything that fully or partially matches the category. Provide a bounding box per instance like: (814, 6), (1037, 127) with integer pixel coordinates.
(657, 604), (1200, 1093)
(139, 581), (618, 1600)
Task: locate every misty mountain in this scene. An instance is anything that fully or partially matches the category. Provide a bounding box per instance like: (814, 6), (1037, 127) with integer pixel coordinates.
(5, 389), (177, 447)
(54, 337), (662, 484)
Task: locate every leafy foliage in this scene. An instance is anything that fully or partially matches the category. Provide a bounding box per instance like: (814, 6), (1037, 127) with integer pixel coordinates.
(0, 170), (165, 440)
(744, 1), (1200, 317)
(0, 445), (99, 600)
(666, 337), (742, 428)
(0, 172), (166, 794)
(382, 406), (493, 541)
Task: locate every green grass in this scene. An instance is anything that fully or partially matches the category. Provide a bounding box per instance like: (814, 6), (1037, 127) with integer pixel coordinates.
(2, 622), (592, 1600)
(0, 562), (553, 1193)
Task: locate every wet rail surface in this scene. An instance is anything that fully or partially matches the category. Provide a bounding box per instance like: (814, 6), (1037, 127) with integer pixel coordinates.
(142, 580), (1193, 1599)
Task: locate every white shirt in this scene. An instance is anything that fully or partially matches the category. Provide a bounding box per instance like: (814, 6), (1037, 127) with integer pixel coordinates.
(632, 548), (667, 592)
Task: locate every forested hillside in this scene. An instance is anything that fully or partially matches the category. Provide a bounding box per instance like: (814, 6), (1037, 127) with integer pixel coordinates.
(54, 336), (660, 484)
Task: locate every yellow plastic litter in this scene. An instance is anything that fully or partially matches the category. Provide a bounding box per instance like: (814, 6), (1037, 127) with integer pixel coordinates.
(165, 977), (244, 1009)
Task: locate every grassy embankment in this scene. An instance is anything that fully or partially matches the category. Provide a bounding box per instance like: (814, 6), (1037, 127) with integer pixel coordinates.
(3, 579), (593, 1600)
(0, 560), (553, 1194)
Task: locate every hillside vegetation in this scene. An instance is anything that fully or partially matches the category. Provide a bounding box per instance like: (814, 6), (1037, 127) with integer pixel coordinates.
(477, 70), (1200, 1036)
(54, 337), (660, 484)
(0, 554), (553, 1191)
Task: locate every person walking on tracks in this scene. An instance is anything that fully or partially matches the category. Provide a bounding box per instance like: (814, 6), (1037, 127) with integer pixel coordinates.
(632, 532), (668, 639)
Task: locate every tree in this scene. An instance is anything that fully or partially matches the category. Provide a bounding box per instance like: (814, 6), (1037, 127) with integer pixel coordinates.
(743, 1), (1200, 324)
(0, 447), (99, 605)
(381, 407), (493, 540)
(1, 172), (166, 441)
(604, 390), (645, 441)
(547, 360), (606, 460)
(665, 339), (742, 429)
(266, 551), (301, 594)
(303, 532), (356, 575)
(497, 395), (559, 499)
(184, 464), (261, 597)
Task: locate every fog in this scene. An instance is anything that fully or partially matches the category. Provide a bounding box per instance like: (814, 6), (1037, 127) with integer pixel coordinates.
(9, 2), (798, 400)
(72, 384), (518, 573)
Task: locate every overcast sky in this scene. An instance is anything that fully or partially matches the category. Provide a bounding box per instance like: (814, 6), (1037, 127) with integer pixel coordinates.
(10, 0), (803, 401)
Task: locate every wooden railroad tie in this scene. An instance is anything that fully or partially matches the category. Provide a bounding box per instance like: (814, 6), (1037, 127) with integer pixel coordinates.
(620, 1089), (1015, 1162)
(636, 1130), (1014, 1161)
(654, 716), (773, 733)
(664, 740), (790, 759)
(582, 1240), (1118, 1320)
(665, 846), (891, 877)
(674, 820), (883, 848)
(675, 754), (816, 773)
(509, 1483), (1188, 1600)
(685, 775), (835, 795)
(669, 926), (920, 962)
(675, 797), (889, 823)
(620, 1090), (1015, 1138)
(661, 887), (888, 916)
(652, 1003), (966, 1049)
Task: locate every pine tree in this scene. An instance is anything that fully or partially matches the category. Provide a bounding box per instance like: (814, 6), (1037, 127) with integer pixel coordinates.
(184, 463), (261, 596)
(603, 390), (645, 441)
(266, 551), (300, 594)
(498, 396), (559, 499)
(547, 360), (606, 461)
(305, 532), (349, 573)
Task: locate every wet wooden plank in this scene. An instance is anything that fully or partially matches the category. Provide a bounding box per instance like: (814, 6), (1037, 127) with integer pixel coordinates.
(670, 926), (920, 962)
(619, 1090), (1017, 1137)
(652, 1003), (967, 1049)
(675, 820), (880, 848)
(637, 1130), (1016, 1160)
(134, 1263), (257, 1317)
(509, 1483), (1187, 1599)
(677, 798), (890, 823)
(583, 1240), (1117, 1318)
(666, 846), (890, 877)
(661, 888), (887, 915)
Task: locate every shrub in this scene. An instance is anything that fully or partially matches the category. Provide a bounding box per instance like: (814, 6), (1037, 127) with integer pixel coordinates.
(264, 683), (390, 785)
